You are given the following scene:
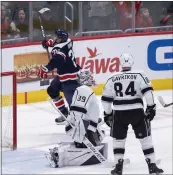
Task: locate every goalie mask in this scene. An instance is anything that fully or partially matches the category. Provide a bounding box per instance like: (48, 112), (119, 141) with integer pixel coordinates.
(120, 53), (134, 69)
(78, 70), (96, 87)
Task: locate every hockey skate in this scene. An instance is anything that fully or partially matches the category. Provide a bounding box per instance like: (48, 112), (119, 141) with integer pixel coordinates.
(55, 107), (68, 125)
(111, 159), (124, 175)
(55, 116), (66, 125)
(146, 158), (163, 174)
(45, 147), (59, 168)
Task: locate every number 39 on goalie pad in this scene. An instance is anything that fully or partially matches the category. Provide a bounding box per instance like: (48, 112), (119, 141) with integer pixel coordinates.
(45, 142), (108, 168)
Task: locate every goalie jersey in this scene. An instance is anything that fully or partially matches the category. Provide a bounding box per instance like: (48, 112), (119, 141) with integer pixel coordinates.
(66, 85), (100, 134)
(101, 70), (154, 112)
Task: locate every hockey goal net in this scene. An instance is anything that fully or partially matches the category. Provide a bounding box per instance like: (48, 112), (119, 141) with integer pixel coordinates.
(1, 71), (17, 150)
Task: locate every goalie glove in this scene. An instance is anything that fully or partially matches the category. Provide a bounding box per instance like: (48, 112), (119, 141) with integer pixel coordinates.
(39, 65), (49, 79)
(145, 104), (156, 121)
(104, 110), (113, 127)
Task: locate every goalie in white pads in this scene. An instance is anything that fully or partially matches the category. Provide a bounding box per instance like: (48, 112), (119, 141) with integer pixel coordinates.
(101, 53), (163, 175)
(46, 70), (107, 168)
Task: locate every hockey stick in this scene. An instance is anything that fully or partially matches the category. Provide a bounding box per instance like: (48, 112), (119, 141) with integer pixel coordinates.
(158, 96), (173, 107)
(38, 8), (51, 61)
(38, 8), (51, 86)
(48, 99), (131, 166)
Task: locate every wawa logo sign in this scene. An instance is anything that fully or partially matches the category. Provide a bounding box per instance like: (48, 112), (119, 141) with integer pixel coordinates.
(75, 47), (120, 74)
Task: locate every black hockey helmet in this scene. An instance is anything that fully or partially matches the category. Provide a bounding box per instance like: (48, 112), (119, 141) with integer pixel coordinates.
(54, 29), (68, 43)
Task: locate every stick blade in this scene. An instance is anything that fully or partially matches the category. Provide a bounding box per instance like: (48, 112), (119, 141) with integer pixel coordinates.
(158, 96), (166, 107)
(39, 8), (50, 14)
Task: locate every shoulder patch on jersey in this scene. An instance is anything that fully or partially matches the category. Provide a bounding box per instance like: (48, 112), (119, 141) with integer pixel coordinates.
(51, 48), (59, 56)
(51, 48), (66, 59)
(138, 73), (150, 85)
(145, 77), (150, 84)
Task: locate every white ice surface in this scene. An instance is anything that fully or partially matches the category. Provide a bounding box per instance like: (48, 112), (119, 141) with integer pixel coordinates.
(2, 90), (173, 174)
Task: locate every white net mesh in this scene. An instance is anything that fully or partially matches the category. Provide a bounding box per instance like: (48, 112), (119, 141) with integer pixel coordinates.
(1, 72), (16, 150)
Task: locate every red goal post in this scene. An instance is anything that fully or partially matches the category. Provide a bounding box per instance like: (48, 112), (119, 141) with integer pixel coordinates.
(1, 71), (17, 150)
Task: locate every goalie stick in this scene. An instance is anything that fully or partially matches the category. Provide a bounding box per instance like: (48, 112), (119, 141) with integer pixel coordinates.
(158, 96), (173, 107)
(47, 99), (131, 166)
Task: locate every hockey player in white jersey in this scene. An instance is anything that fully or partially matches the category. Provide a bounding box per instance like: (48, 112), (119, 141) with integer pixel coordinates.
(101, 53), (163, 175)
(45, 70), (107, 168)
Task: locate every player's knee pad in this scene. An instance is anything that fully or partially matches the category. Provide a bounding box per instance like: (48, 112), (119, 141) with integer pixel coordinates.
(113, 138), (126, 149)
(47, 86), (60, 99)
(139, 135), (153, 150)
(139, 136), (155, 162)
(113, 138), (126, 159)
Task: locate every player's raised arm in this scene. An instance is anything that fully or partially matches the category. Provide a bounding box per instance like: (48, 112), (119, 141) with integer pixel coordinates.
(39, 52), (66, 79)
(39, 30), (69, 79)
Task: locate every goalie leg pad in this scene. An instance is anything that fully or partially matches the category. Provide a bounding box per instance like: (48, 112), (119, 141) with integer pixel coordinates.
(45, 153), (57, 168)
(45, 147), (60, 168)
(46, 143), (108, 168)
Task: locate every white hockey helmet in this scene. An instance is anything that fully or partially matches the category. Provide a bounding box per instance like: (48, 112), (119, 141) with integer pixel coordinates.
(119, 53), (134, 69)
(78, 69), (96, 87)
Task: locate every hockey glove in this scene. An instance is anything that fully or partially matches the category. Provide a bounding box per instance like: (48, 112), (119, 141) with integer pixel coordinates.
(42, 39), (53, 49)
(39, 65), (49, 79)
(145, 104), (156, 121)
(104, 111), (113, 127)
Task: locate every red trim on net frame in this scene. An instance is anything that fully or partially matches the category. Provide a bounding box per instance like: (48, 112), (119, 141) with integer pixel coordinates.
(13, 72), (17, 150)
(2, 31), (173, 49)
(1, 71), (17, 150)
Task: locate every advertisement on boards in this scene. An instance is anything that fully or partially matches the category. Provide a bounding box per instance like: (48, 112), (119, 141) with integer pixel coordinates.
(14, 52), (55, 83)
(1, 33), (172, 92)
(75, 47), (120, 74)
(147, 39), (173, 71)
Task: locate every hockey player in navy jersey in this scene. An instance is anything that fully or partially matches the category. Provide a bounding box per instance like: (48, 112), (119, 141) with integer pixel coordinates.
(39, 29), (81, 124)
(45, 70), (107, 168)
(101, 53), (163, 175)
